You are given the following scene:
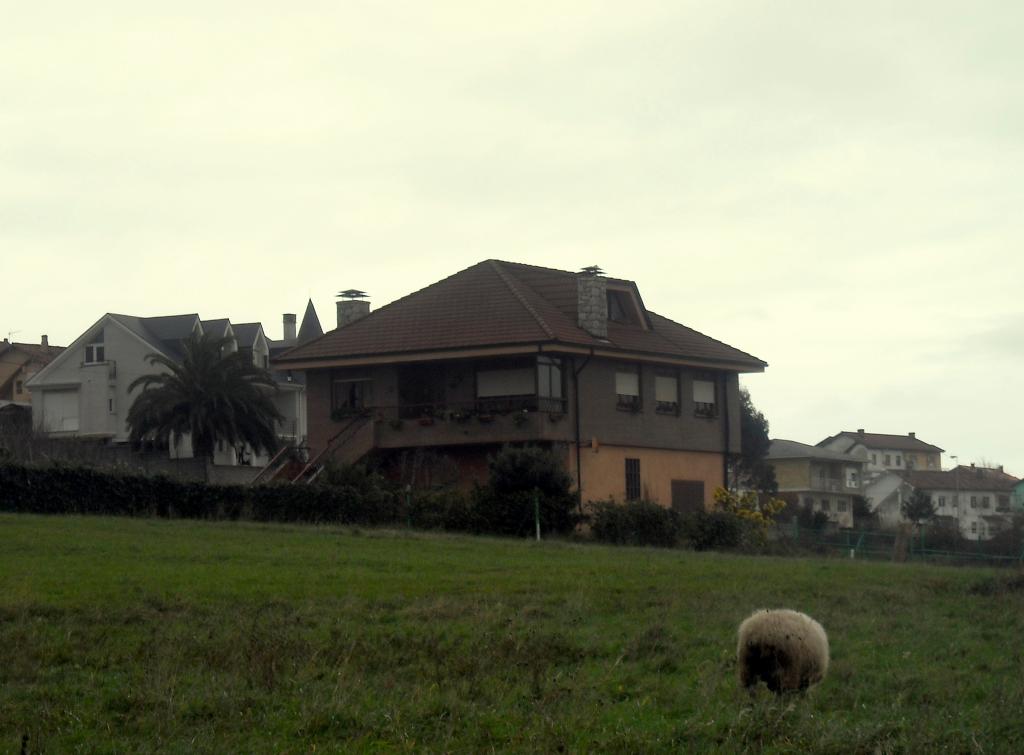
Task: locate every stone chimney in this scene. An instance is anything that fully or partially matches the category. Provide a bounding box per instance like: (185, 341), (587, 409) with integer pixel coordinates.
(336, 290), (371, 329)
(282, 314), (296, 342)
(41, 335), (49, 347)
(576, 266), (608, 339)
(908, 432), (915, 439)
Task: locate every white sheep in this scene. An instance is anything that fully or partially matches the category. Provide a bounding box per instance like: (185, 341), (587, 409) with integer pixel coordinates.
(737, 609), (829, 693)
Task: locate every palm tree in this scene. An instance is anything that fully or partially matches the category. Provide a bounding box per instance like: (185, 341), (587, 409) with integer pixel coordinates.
(127, 332), (284, 464)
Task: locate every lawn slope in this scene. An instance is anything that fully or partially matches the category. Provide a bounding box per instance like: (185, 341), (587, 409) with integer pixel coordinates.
(1, 514), (1022, 753)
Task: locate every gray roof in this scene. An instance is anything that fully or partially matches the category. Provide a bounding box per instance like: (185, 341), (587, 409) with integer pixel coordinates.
(768, 439), (864, 463)
(297, 299), (323, 346)
(200, 318), (232, 338)
(108, 313), (200, 361)
(232, 323), (264, 348)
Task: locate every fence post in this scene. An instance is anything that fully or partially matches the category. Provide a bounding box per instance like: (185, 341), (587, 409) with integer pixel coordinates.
(534, 490), (541, 542)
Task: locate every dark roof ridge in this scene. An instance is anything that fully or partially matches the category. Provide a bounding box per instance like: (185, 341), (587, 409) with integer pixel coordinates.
(493, 259), (634, 287)
(489, 260), (557, 340)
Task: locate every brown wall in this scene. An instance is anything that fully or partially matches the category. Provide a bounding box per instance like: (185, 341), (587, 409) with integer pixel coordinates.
(772, 458), (811, 490)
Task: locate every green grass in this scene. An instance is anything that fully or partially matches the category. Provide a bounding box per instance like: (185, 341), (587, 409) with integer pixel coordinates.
(2, 514), (1023, 753)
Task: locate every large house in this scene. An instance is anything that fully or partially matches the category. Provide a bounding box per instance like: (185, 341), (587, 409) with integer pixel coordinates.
(895, 464), (1020, 540)
(273, 261), (767, 508)
(817, 430), (943, 473)
(26, 305), (321, 466)
(765, 439), (866, 528)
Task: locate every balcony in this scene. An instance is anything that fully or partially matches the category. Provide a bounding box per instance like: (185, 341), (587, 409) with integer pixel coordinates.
(335, 398), (571, 450)
(808, 478), (844, 492)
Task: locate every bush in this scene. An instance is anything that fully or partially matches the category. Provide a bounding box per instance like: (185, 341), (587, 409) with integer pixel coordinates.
(472, 446), (580, 536)
(407, 489), (478, 532)
(679, 510), (745, 551)
(589, 500), (680, 548)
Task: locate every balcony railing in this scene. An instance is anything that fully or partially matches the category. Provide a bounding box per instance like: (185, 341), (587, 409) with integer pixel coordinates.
(394, 396), (567, 421)
(808, 478), (844, 492)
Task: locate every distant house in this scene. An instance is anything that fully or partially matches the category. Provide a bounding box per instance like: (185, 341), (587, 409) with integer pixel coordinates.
(273, 261), (767, 507)
(766, 439), (866, 528)
(0, 336), (64, 407)
(900, 465), (1020, 541)
(817, 430), (943, 474)
(26, 305), (320, 466)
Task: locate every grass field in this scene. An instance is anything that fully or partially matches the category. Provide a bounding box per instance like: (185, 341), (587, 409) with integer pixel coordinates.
(2, 514), (1023, 753)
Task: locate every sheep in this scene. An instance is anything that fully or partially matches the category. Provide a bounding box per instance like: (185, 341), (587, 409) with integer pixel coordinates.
(737, 609), (829, 693)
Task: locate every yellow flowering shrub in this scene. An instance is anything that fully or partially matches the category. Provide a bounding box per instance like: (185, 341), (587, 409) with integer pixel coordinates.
(712, 487), (787, 530)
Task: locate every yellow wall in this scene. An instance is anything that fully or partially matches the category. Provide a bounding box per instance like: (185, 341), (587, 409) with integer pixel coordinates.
(771, 459), (810, 491)
(566, 443), (725, 508)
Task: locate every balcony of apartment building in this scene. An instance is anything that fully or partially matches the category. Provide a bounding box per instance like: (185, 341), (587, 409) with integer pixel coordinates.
(327, 356), (572, 452)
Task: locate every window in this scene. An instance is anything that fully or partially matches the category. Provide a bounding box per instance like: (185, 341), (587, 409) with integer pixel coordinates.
(85, 328), (105, 364)
(846, 469), (859, 488)
(871, 454), (877, 465)
(693, 378), (717, 418)
(477, 365), (534, 398)
(14, 380), (23, 395)
(655, 371), (679, 414)
(820, 499), (831, 512)
(938, 496), (946, 508)
(615, 366), (641, 411)
(536, 357), (563, 400)
(625, 458), (641, 501)
(837, 500), (848, 512)
(108, 396), (115, 414)
(884, 454), (891, 466)
(970, 496), (978, 509)
(997, 495), (1010, 512)
(332, 378), (373, 413)
(981, 496), (990, 509)
(927, 457), (935, 468)
(971, 522), (978, 534)
(895, 455), (902, 467)
(607, 290), (638, 325)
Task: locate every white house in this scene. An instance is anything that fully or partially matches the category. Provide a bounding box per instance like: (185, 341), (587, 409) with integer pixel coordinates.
(817, 430), (944, 475)
(26, 305), (320, 467)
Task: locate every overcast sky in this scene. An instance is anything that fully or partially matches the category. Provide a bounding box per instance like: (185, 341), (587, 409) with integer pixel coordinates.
(3, 2), (1022, 474)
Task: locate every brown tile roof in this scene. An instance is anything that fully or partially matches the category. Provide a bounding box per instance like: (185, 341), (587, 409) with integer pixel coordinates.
(903, 466), (1019, 493)
(274, 260), (767, 370)
(819, 431), (944, 454)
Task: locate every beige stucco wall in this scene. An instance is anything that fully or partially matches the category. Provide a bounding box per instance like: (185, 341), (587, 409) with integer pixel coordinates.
(567, 443), (724, 508)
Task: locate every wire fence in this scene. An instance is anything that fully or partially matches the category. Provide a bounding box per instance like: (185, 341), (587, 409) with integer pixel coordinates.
(778, 524), (1024, 567)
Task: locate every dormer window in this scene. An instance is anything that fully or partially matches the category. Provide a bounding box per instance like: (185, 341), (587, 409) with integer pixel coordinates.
(607, 290), (638, 325)
(85, 329), (105, 364)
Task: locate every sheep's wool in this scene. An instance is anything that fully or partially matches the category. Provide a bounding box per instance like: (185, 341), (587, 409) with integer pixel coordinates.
(737, 609), (829, 693)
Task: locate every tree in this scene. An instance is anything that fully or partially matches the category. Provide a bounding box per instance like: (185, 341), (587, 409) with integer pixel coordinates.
(127, 332), (284, 464)
(729, 387), (778, 495)
(901, 489), (936, 528)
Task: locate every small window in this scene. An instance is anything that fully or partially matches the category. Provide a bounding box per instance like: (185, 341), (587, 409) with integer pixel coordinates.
(820, 498), (831, 512)
(884, 454), (891, 466)
(997, 495), (1010, 512)
(625, 458), (641, 501)
(981, 496), (990, 509)
(15, 380), (23, 394)
(895, 455), (902, 467)
(970, 496), (978, 509)
(837, 500), (848, 512)
(971, 522), (978, 534)
(938, 496), (946, 508)
(332, 379), (373, 413)
(537, 357), (563, 400)
(615, 366), (641, 411)
(655, 371), (679, 414)
(927, 457), (935, 468)
(871, 453), (877, 465)
(108, 396), (116, 414)
(607, 290), (638, 325)
(693, 378), (717, 418)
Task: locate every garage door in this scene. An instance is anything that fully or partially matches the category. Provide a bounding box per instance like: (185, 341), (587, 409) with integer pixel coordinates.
(42, 390), (79, 432)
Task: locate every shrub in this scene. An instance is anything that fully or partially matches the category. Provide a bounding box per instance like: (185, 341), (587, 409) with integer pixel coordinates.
(679, 510), (745, 551)
(407, 489), (478, 532)
(473, 446), (580, 536)
(589, 500), (680, 548)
